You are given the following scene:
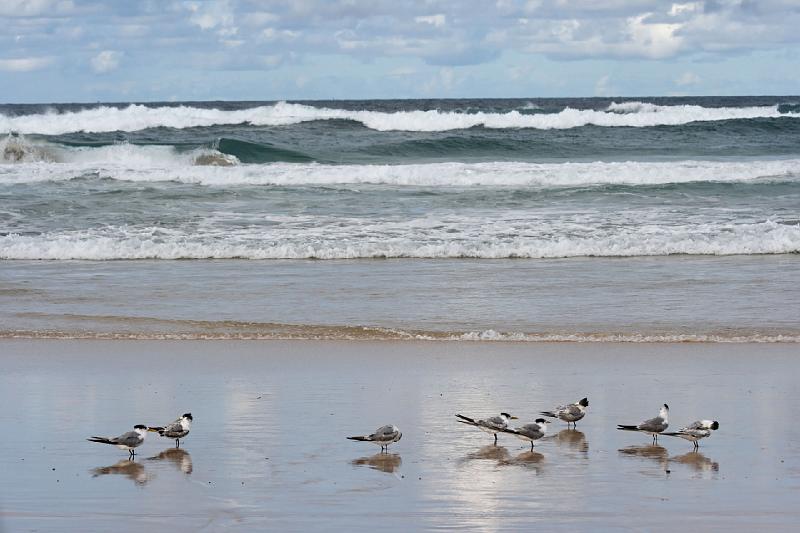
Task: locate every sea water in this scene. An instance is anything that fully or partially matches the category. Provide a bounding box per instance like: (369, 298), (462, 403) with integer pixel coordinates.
(1, 97), (798, 340)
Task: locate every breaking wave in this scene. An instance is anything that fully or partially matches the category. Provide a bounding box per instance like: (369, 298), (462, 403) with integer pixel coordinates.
(1, 219), (797, 260)
(2, 101), (799, 134)
(2, 150), (799, 188)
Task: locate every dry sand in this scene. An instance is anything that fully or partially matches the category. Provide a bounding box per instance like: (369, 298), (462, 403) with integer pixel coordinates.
(1, 339), (798, 531)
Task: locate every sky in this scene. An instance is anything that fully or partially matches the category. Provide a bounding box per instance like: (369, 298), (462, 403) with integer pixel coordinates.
(1, 0), (799, 103)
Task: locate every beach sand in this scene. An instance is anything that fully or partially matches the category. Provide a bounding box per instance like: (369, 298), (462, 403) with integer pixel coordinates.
(1, 339), (799, 531)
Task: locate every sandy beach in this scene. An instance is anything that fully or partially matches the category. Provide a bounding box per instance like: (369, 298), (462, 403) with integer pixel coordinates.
(1, 339), (799, 531)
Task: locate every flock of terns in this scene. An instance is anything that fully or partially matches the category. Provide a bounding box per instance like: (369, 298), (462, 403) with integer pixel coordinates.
(86, 400), (719, 458)
(346, 399), (719, 453)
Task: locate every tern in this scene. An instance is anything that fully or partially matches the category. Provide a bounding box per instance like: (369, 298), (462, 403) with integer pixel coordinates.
(455, 412), (518, 444)
(663, 420), (719, 449)
(501, 418), (551, 450)
(87, 424), (148, 457)
(148, 413), (192, 448)
(347, 425), (402, 452)
(540, 397), (589, 428)
(617, 404), (669, 444)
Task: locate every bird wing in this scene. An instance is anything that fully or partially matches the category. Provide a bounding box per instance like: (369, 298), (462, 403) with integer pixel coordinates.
(480, 416), (507, 430)
(114, 431), (143, 447)
(372, 425), (398, 441)
(163, 419), (184, 433)
(638, 416), (667, 433)
(516, 424), (545, 439)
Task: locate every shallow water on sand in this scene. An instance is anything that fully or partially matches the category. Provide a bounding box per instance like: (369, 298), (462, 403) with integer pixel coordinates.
(2, 255), (799, 341)
(1, 340), (799, 531)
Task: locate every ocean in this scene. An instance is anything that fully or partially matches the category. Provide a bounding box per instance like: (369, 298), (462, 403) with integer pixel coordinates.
(1, 96), (799, 341)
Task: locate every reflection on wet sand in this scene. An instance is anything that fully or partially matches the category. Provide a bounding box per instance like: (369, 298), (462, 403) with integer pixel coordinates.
(148, 448), (193, 474)
(92, 459), (150, 485)
(618, 445), (669, 470)
(351, 453), (402, 473)
(502, 451), (545, 473)
(555, 429), (588, 453)
(670, 451), (719, 473)
(463, 445), (511, 463)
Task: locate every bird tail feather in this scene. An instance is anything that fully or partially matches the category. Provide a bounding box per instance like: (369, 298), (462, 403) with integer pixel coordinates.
(455, 414), (478, 426)
(87, 436), (113, 444)
(347, 436), (371, 442)
(617, 425), (639, 431)
(540, 411), (557, 418)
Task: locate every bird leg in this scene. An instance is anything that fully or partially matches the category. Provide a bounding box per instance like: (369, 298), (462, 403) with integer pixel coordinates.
(493, 433), (498, 445)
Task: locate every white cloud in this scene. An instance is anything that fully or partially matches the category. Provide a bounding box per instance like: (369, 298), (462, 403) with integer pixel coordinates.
(675, 71), (701, 86)
(0, 0), (73, 17)
(91, 50), (121, 73)
(415, 14), (446, 28)
(0, 56), (53, 72)
(594, 74), (614, 96)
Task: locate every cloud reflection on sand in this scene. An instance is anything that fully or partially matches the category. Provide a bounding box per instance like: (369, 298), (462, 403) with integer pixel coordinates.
(148, 448), (193, 474)
(351, 453), (402, 473)
(91, 459), (151, 485)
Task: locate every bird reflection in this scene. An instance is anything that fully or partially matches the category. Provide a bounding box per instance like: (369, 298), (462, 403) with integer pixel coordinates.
(555, 429), (588, 453)
(92, 459), (150, 485)
(618, 445), (669, 469)
(503, 450), (545, 473)
(351, 453), (402, 473)
(670, 451), (719, 474)
(148, 447), (193, 474)
(464, 445), (511, 463)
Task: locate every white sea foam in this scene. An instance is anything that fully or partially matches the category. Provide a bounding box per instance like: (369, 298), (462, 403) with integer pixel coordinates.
(1, 219), (797, 260)
(2, 152), (799, 187)
(2, 328), (797, 343)
(2, 101), (797, 134)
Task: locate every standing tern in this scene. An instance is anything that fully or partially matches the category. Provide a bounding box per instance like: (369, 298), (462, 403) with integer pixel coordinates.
(617, 404), (669, 444)
(87, 424), (148, 457)
(347, 425), (402, 452)
(663, 420), (719, 449)
(455, 412), (518, 444)
(148, 413), (193, 448)
(540, 397), (589, 428)
(501, 418), (551, 450)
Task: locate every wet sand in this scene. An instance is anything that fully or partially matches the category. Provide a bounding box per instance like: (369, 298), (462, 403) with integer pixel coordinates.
(1, 339), (799, 531)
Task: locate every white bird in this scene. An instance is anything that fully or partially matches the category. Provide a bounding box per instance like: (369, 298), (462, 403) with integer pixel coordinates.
(87, 425), (148, 457)
(663, 420), (719, 449)
(455, 412), (518, 445)
(540, 397), (589, 428)
(148, 413), (193, 448)
(347, 425), (402, 452)
(617, 404), (669, 444)
(501, 418), (551, 450)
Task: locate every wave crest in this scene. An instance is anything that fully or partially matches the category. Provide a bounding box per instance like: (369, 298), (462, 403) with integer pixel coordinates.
(2, 101), (798, 134)
(1, 220), (797, 260)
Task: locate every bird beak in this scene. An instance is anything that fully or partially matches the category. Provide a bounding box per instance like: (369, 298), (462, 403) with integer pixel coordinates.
(510, 416), (519, 420)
